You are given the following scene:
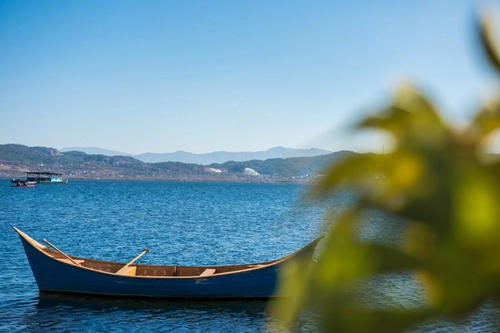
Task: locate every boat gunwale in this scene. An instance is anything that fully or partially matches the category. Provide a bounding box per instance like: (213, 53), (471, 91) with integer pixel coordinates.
(13, 227), (309, 280)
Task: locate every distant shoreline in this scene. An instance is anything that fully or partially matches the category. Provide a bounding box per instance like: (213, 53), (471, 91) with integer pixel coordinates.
(0, 144), (352, 184)
(0, 176), (312, 184)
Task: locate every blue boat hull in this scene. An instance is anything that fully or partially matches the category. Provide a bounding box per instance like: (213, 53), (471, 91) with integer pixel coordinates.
(16, 228), (318, 299)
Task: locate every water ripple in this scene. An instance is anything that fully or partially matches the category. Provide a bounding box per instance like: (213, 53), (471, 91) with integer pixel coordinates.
(0, 180), (498, 331)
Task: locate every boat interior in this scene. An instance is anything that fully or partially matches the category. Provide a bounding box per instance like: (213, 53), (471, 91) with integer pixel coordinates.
(27, 235), (281, 277)
(15, 227), (317, 278)
(40, 247), (275, 277)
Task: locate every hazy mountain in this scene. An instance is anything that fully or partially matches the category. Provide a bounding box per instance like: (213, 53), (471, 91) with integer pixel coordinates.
(61, 147), (131, 156)
(62, 146), (331, 164)
(136, 146), (332, 164)
(0, 144), (351, 182)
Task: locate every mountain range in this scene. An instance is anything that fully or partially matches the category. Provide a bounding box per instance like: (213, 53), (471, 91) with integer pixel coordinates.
(1, 144), (352, 182)
(60, 146), (332, 164)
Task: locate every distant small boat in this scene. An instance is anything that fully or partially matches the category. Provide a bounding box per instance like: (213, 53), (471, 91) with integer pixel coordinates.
(11, 180), (35, 188)
(11, 172), (67, 186)
(25, 172), (68, 184)
(13, 227), (320, 299)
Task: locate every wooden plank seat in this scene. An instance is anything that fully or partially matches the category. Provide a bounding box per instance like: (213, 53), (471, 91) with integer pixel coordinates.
(199, 268), (216, 277)
(116, 266), (137, 276)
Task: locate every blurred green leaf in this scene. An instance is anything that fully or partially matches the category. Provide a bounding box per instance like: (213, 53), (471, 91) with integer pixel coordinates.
(478, 13), (500, 74)
(472, 97), (500, 139)
(272, 11), (500, 333)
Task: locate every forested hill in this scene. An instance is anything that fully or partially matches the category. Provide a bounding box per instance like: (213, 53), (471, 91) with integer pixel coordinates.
(0, 144), (354, 182)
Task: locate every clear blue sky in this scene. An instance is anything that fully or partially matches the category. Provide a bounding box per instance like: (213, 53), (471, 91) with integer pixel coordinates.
(0, 0), (494, 153)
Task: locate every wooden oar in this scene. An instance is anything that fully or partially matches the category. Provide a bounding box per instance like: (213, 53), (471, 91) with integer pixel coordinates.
(43, 239), (82, 266)
(116, 249), (149, 274)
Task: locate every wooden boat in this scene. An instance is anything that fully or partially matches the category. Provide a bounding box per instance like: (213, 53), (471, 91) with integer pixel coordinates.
(13, 227), (320, 299)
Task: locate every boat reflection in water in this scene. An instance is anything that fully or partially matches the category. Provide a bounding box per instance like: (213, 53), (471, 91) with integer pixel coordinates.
(32, 291), (284, 331)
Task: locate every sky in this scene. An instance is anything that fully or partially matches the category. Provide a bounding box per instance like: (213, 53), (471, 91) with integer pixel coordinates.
(0, 0), (496, 154)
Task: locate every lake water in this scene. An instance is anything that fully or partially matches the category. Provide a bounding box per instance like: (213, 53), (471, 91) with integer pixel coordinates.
(0, 180), (498, 332)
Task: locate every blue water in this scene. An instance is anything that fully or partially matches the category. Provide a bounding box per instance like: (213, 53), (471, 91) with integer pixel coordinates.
(0, 180), (322, 332)
(0, 180), (498, 332)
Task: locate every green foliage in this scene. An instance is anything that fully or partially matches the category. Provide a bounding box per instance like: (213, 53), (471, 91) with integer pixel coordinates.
(272, 13), (500, 332)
